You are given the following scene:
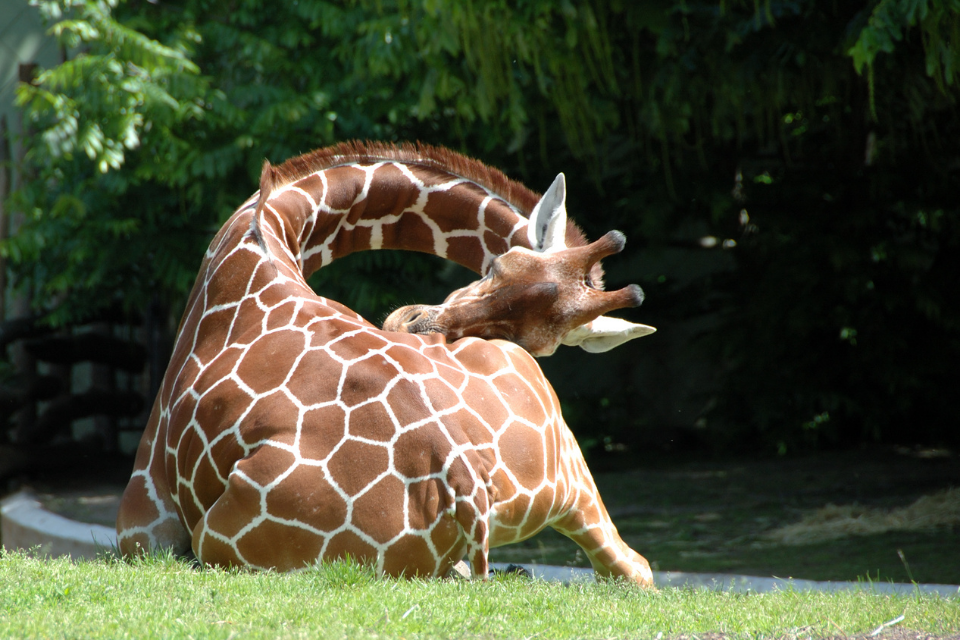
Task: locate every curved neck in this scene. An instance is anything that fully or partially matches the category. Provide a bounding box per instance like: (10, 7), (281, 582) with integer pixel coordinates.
(257, 161), (535, 279)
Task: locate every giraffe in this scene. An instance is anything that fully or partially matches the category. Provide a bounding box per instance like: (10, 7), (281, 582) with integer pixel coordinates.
(116, 141), (657, 585)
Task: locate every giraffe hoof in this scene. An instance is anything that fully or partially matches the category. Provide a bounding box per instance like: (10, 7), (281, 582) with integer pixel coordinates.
(446, 560), (471, 579)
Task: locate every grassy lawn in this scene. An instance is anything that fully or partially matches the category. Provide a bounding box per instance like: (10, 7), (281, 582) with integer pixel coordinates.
(1, 550), (957, 639)
(489, 449), (960, 585)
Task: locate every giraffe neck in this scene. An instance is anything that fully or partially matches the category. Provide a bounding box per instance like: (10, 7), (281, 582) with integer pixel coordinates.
(254, 157), (535, 283)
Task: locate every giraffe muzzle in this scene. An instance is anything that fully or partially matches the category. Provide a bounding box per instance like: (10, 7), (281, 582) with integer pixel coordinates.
(383, 305), (441, 334)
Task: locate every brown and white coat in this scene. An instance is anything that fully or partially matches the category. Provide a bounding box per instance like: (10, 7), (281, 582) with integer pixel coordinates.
(116, 142), (655, 584)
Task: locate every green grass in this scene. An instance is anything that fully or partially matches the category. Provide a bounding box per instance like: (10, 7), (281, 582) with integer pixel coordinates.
(1, 550), (957, 639)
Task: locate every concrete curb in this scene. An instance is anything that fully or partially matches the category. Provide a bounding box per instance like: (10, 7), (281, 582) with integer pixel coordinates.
(3, 490), (958, 597)
(1, 491), (116, 560)
(498, 563), (960, 597)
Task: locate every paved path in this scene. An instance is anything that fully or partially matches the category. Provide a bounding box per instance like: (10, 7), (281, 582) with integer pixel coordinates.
(493, 563), (960, 597)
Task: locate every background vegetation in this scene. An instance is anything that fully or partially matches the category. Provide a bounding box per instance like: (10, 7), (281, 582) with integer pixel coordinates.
(4, 0), (959, 456)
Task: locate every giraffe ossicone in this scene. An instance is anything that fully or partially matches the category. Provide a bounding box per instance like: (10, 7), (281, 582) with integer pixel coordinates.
(116, 141), (655, 586)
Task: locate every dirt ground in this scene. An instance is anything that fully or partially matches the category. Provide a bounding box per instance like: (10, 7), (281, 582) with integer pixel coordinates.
(491, 446), (960, 584)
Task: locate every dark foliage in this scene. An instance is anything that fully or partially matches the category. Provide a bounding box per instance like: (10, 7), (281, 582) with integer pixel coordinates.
(5, 0), (959, 454)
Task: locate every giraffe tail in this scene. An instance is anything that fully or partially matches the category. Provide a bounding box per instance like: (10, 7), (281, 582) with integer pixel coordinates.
(446, 450), (492, 579)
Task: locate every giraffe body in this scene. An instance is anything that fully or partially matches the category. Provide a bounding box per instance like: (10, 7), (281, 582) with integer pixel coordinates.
(117, 142), (654, 584)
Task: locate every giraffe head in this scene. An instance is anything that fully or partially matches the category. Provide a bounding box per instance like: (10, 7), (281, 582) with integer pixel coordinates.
(383, 173), (656, 357)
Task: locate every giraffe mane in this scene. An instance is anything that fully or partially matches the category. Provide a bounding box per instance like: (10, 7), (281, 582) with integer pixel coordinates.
(269, 141), (591, 249)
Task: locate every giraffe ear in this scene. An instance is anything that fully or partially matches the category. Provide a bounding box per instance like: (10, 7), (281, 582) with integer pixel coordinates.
(560, 316), (656, 353)
(527, 173), (568, 253)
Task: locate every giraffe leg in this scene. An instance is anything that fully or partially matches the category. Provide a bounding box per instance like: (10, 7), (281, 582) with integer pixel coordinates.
(552, 492), (654, 587)
(189, 472), (260, 569)
(116, 415), (191, 558)
(116, 473), (191, 557)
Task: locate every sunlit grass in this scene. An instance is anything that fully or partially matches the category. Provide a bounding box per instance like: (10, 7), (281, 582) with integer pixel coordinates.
(1, 549), (957, 639)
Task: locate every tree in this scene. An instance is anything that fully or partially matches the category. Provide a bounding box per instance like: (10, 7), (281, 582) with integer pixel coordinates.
(5, 0), (960, 453)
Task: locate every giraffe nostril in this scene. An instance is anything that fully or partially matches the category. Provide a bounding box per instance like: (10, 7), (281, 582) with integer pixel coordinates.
(405, 310), (424, 325)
